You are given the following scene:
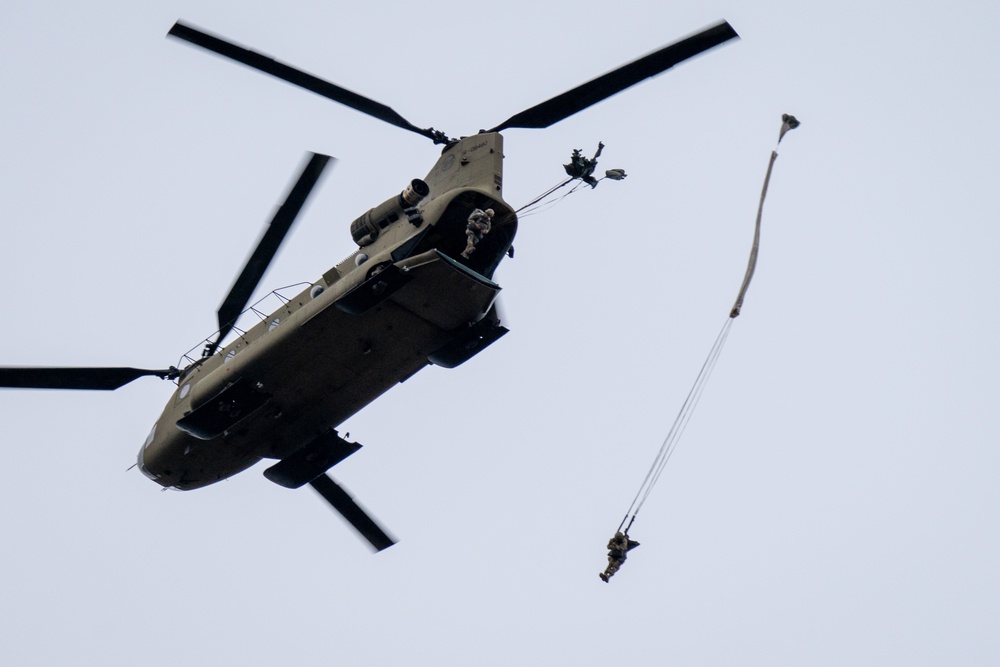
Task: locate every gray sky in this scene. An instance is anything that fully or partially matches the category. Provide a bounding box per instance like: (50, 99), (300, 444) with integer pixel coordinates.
(2, 1), (998, 665)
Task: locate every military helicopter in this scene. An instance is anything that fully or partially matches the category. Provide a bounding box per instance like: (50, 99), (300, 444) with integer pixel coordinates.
(0, 20), (738, 551)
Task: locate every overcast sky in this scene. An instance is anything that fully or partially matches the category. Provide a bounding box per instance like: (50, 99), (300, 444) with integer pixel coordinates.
(2, 1), (998, 665)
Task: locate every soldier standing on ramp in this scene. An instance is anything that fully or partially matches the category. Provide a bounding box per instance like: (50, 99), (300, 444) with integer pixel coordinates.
(461, 208), (494, 259)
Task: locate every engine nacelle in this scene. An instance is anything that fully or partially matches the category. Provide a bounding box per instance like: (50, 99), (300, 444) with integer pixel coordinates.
(350, 178), (429, 247)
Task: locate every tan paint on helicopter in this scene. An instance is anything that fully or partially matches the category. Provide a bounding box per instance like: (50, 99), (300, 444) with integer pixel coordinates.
(4, 20), (739, 545)
(138, 133), (514, 490)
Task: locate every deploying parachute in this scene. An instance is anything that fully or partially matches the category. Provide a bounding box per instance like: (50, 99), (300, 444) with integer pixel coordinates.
(600, 114), (800, 583)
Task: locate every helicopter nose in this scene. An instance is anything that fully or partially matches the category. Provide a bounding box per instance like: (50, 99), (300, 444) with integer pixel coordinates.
(136, 445), (158, 482)
(136, 423), (161, 482)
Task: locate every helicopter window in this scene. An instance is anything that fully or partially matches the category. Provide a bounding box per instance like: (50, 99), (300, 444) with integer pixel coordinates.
(143, 424), (157, 449)
(226, 349), (237, 362)
(269, 317), (281, 331)
(179, 383), (191, 399)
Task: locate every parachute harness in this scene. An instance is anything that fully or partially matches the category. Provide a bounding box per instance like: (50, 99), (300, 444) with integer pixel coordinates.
(608, 114), (800, 575)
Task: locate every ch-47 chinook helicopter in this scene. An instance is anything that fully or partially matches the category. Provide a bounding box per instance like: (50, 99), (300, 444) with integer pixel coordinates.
(0, 20), (738, 551)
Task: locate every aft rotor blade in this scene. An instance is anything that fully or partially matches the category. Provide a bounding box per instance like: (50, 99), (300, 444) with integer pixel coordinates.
(309, 474), (396, 552)
(209, 152), (332, 356)
(168, 22), (442, 143)
(487, 20), (739, 133)
(0, 367), (174, 390)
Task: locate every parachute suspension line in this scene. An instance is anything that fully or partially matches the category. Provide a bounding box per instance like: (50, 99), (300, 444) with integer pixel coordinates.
(642, 317), (732, 503)
(618, 316), (734, 531)
(616, 113), (800, 535)
(516, 178), (604, 220)
(492, 178), (572, 229)
(516, 144), (627, 220)
(515, 177), (573, 217)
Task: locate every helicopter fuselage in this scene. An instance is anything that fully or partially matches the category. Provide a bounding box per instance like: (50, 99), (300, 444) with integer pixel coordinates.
(138, 133), (515, 490)
(0, 18), (738, 547)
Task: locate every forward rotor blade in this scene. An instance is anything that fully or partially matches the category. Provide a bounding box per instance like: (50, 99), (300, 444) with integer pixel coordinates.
(168, 21), (442, 143)
(0, 367), (174, 390)
(487, 20), (739, 133)
(309, 474), (396, 552)
(209, 152), (332, 356)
